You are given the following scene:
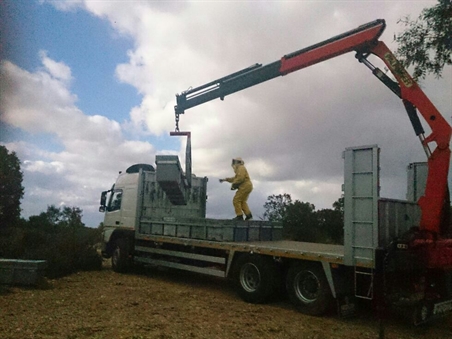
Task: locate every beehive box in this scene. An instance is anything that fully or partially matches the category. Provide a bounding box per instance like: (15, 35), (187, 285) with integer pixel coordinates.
(207, 226), (235, 241)
(0, 259), (47, 286)
(139, 218), (283, 242)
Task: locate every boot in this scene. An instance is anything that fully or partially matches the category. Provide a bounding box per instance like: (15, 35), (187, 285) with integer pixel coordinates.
(233, 215), (243, 220)
(245, 213), (253, 220)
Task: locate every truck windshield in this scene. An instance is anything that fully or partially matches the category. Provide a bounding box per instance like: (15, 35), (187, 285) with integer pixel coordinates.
(107, 189), (123, 212)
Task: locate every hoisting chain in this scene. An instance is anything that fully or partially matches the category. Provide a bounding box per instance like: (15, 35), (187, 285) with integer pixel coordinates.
(175, 113), (180, 132)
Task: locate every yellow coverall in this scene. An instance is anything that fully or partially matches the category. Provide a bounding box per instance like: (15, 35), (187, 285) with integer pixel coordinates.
(225, 164), (253, 217)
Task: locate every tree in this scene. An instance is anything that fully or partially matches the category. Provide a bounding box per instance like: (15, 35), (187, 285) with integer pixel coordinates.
(0, 145), (24, 228)
(316, 208), (343, 244)
(263, 195), (344, 244)
(395, 0), (452, 79)
(263, 194), (292, 221)
(42, 205), (85, 228)
(60, 206), (85, 228)
(45, 205), (62, 225)
(332, 196), (344, 214)
(263, 194), (319, 241)
(26, 205), (85, 229)
(284, 201), (318, 242)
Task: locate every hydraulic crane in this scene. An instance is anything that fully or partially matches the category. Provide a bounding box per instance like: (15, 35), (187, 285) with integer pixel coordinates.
(174, 19), (452, 262)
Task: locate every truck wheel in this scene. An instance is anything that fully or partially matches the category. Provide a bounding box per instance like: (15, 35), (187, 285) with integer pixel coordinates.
(286, 263), (332, 316)
(111, 239), (131, 273)
(235, 254), (277, 304)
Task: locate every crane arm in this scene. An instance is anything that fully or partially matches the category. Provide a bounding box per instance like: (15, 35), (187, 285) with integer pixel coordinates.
(367, 41), (451, 235)
(174, 19), (386, 115)
(173, 19), (452, 236)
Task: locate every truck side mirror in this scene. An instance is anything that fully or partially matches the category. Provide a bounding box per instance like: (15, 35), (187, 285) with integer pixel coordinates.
(99, 191), (107, 212)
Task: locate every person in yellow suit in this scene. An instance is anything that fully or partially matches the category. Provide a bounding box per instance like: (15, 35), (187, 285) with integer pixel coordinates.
(219, 157), (253, 220)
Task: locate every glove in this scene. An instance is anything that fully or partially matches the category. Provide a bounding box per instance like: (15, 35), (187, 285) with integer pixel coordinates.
(231, 183), (240, 190)
(219, 179), (225, 183)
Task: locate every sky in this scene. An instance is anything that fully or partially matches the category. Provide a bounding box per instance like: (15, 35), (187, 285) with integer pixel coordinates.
(0, 0), (451, 227)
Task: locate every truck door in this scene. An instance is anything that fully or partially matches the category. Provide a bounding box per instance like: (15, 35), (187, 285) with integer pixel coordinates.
(119, 185), (138, 228)
(104, 184), (138, 229)
(104, 188), (123, 227)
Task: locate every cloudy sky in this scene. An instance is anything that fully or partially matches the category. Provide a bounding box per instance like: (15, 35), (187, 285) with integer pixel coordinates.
(0, 1), (450, 227)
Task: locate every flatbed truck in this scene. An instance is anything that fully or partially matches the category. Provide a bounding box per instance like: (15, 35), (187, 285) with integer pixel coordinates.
(100, 19), (452, 324)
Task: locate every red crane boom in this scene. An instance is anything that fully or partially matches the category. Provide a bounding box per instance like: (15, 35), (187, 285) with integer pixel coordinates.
(174, 19), (451, 241)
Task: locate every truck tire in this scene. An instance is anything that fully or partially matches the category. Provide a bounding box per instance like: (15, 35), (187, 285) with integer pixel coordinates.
(235, 254), (278, 304)
(286, 263), (333, 316)
(111, 239), (131, 273)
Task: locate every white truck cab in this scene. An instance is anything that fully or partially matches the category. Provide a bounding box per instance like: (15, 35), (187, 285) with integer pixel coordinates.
(99, 164), (155, 256)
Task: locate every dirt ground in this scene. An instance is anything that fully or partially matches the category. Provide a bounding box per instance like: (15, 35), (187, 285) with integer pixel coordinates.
(1, 260), (452, 339)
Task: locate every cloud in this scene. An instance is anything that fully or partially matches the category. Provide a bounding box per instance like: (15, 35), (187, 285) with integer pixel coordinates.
(39, 0), (84, 12)
(0, 53), (156, 225)
(0, 58), (77, 134)
(39, 50), (72, 83)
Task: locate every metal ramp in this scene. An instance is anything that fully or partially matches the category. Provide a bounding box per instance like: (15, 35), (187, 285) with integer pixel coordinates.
(343, 145), (380, 268)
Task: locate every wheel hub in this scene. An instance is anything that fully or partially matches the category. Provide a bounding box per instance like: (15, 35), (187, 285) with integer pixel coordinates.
(240, 263), (261, 292)
(294, 270), (320, 303)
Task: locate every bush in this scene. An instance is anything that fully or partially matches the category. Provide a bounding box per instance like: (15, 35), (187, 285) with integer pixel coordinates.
(0, 213), (103, 279)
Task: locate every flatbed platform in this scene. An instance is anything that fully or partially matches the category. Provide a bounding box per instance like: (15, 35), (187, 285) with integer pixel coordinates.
(135, 233), (348, 266)
(236, 240), (345, 263)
